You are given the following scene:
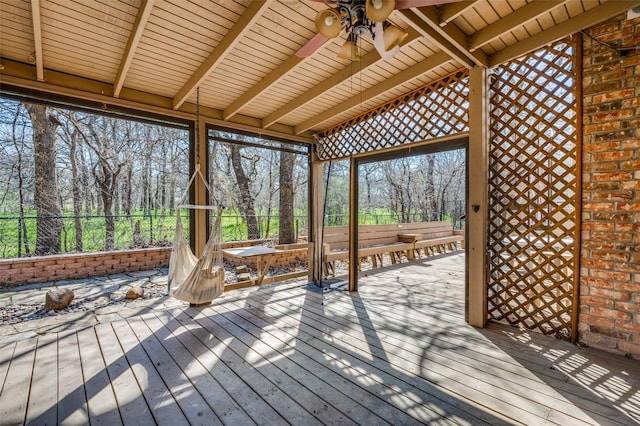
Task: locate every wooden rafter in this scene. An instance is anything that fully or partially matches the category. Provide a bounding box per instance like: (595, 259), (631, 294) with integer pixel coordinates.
(439, 0), (479, 26)
(30, 0), (44, 81)
(172, 0), (270, 110)
(412, 6), (487, 67)
(470, 1), (566, 52)
(113, 0), (155, 98)
(224, 54), (306, 121)
(262, 28), (421, 129)
(294, 51), (451, 134)
(489, 0), (640, 67)
(399, 10), (474, 68)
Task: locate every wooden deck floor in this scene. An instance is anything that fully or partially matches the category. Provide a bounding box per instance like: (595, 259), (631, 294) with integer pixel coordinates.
(1, 252), (638, 425)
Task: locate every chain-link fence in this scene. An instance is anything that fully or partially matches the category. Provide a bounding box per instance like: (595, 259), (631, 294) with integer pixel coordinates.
(324, 200), (466, 229)
(0, 213), (310, 259)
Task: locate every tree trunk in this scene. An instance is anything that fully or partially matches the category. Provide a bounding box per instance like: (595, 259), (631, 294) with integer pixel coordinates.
(94, 161), (120, 251)
(160, 142), (167, 215)
(426, 155), (437, 220)
(279, 150), (295, 244)
(69, 130), (83, 252)
(142, 149), (151, 215)
(25, 103), (62, 255)
(12, 105), (31, 255)
(123, 163), (133, 218)
(230, 145), (259, 239)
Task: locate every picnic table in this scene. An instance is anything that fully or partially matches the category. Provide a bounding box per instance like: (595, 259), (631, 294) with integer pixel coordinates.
(223, 245), (278, 285)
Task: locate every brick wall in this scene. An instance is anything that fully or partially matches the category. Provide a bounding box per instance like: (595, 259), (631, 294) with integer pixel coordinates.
(0, 247), (172, 287)
(0, 240), (311, 288)
(581, 13), (640, 359)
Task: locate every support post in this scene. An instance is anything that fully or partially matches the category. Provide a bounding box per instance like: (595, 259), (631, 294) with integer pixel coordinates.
(310, 157), (324, 283)
(467, 66), (489, 327)
(348, 156), (358, 291)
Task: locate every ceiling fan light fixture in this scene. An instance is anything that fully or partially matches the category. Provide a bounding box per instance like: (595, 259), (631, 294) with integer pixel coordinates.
(382, 24), (408, 50)
(338, 38), (360, 61)
(316, 9), (342, 38)
(366, 0), (395, 22)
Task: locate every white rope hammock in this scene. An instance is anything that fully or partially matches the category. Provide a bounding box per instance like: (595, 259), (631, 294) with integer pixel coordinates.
(168, 163), (224, 304)
(168, 87), (225, 304)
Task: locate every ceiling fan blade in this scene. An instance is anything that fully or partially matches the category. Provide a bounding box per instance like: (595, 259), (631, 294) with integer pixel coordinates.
(370, 22), (400, 59)
(395, 0), (463, 9)
(296, 33), (329, 58)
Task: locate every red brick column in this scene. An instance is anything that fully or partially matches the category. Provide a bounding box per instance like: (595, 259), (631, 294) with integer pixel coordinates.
(581, 13), (640, 358)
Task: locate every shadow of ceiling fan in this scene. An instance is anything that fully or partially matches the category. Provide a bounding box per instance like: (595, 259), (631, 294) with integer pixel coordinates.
(296, 0), (462, 60)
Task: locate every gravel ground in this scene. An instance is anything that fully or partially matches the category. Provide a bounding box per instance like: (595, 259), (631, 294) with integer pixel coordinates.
(0, 260), (310, 328)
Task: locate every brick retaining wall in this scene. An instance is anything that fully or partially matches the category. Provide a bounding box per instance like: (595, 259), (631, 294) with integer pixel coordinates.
(0, 247), (172, 287)
(0, 239), (310, 288)
(581, 13), (640, 358)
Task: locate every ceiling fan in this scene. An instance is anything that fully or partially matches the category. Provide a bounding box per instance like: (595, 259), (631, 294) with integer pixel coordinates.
(296, 0), (462, 60)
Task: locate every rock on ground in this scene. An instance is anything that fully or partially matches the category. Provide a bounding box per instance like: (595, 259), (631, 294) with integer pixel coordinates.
(44, 288), (75, 310)
(125, 286), (144, 299)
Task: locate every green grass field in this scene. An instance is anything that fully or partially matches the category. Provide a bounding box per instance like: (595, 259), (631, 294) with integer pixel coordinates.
(0, 210), (310, 258)
(0, 208), (456, 259)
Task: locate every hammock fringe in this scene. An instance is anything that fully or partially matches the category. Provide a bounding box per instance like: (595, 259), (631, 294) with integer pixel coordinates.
(169, 205), (224, 304)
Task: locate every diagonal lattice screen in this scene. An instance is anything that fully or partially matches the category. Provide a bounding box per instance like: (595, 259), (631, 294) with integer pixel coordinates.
(316, 70), (469, 160)
(488, 38), (578, 338)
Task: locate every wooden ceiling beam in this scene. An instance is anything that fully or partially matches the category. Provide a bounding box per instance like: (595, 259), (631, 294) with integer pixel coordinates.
(489, 0), (640, 67)
(439, 0), (479, 26)
(262, 28), (421, 129)
(0, 58), (313, 143)
(470, 0), (566, 52)
(30, 0), (44, 81)
(399, 10), (474, 68)
(172, 0), (270, 110)
(294, 51), (452, 134)
(113, 0), (155, 98)
(412, 6), (487, 67)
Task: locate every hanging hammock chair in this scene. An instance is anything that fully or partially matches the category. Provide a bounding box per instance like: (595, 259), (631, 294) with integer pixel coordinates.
(168, 163), (225, 304)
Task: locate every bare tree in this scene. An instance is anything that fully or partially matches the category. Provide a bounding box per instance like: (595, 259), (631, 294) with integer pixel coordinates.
(69, 114), (129, 250)
(230, 144), (260, 239)
(58, 119), (83, 252)
(8, 103), (31, 254)
(279, 149), (295, 243)
(25, 103), (63, 255)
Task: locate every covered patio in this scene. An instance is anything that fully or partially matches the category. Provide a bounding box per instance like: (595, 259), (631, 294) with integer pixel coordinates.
(2, 253), (638, 425)
(2, 0), (640, 423)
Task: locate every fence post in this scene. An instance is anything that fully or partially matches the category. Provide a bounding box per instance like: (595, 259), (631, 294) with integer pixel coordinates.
(17, 217), (22, 258)
(149, 214), (154, 243)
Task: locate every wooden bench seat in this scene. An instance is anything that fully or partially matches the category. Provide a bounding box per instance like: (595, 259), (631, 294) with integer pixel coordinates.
(322, 221), (464, 277)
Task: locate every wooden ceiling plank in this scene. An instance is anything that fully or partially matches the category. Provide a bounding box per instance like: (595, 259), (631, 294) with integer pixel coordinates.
(399, 10), (474, 68)
(440, 0), (480, 26)
(113, 0), (155, 98)
(262, 28), (421, 129)
(412, 6), (488, 67)
(470, 0), (566, 52)
(222, 52), (308, 121)
(489, 0), (640, 67)
(172, 0), (271, 110)
(294, 51), (452, 134)
(30, 0), (44, 81)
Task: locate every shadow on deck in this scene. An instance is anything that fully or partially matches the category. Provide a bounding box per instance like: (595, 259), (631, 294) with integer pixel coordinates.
(0, 252), (638, 425)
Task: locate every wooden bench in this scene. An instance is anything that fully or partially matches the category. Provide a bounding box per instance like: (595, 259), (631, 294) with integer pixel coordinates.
(322, 221), (464, 276)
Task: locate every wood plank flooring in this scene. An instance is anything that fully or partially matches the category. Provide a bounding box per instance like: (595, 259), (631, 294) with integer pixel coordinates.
(0, 252), (638, 425)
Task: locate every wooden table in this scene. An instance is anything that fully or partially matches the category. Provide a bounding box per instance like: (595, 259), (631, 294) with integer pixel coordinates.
(397, 233), (422, 259)
(223, 246), (278, 285)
